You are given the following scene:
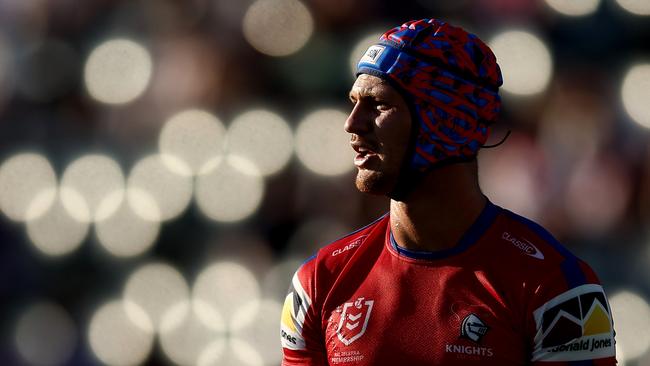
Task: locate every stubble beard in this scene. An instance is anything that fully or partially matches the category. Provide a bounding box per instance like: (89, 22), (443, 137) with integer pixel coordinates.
(354, 168), (397, 196)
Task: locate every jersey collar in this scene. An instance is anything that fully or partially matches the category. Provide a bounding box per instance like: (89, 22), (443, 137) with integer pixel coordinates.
(389, 200), (501, 261)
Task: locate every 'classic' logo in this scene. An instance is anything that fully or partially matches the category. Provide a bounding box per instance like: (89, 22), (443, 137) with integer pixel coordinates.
(502, 232), (544, 260)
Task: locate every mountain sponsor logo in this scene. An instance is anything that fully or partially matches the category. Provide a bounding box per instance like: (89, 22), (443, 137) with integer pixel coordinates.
(502, 232), (544, 260)
(336, 297), (374, 346)
(532, 284), (615, 362)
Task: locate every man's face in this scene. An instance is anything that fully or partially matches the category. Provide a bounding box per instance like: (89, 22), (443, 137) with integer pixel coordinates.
(345, 74), (412, 195)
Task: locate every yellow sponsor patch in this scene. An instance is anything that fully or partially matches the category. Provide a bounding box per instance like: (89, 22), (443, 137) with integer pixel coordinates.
(282, 293), (297, 333)
(532, 284), (615, 362)
(583, 305), (611, 336)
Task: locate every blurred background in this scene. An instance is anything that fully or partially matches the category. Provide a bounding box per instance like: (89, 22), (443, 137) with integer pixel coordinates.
(0, 0), (649, 365)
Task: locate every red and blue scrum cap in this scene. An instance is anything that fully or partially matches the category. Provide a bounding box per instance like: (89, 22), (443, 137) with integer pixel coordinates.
(356, 19), (503, 173)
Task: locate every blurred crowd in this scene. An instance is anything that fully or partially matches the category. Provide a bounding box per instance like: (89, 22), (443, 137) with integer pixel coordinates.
(0, 0), (649, 365)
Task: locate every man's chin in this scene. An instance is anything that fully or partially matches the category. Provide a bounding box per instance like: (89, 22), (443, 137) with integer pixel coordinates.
(354, 170), (394, 196)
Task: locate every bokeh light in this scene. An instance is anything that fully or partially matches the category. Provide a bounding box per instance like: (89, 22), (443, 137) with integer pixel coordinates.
(349, 32), (383, 75)
(229, 338), (264, 366)
(94, 189), (160, 257)
(231, 299), (282, 364)
(15, 302), (77, 366)
(489, 30), (553, 96)
(193, 261), (260, 329)
(543, 0), (600, 16)
(88, 300), (154, 366)
(609, 290), (650, 360)
(123, 262), (190, 333)
(196, 339), (228, 366)
(621, 63), (650, 129)
(227, 109), (294, 176)
(242, 0), (314, 57)
(159, 300), (192, 336)
(159, 307), (225, 366)
(229, 299), (260, 333)
(1, 2), (649, 366)
(198, 339), (264, 366)
(295, 109), (354, 176)
(84, 39), (152, 105)
(158, 109), (226, 176)
(60, 154), (125, 223)
(615, 0), (650, 15)
(26, 193), (89, 257)
(617, 343), (627, 366)
(0, 153), (57, 222)
(194, 155), (264, 223)
(127, 154), (193, 221)
(262, 257), (303, 301)
(564, 156), (631, 235)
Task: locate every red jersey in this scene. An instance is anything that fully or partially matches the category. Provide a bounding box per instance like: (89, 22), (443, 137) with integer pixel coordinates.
(281, 201), (616, 365)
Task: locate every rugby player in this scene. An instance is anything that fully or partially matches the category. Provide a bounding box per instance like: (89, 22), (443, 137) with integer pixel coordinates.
(281, 19), (616, 365)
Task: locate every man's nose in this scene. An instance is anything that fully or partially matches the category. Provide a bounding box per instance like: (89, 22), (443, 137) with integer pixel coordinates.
(344, 103), (371, 135)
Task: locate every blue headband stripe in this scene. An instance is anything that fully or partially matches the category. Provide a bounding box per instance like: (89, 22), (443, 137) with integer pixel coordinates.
(356, 43), (402, 78)
(357, 44), (499, 111)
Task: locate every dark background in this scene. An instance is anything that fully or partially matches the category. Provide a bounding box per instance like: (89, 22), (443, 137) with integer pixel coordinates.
(1, 0), (649, 365)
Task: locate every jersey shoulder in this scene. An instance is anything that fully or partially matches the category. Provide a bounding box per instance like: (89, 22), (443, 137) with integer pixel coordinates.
(309, 213), (389, 272)
(289, 212), (388, 295)
(494, 207), (600, 285)
(493, 208), (616, 364)
(290, 212), (389, 307)
(281, 214), (389, 353)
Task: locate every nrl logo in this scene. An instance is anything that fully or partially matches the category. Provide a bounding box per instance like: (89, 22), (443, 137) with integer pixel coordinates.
(336, 297), (374, 346)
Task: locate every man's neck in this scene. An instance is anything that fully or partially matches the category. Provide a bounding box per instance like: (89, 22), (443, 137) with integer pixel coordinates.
(389, 162), (487, 253)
